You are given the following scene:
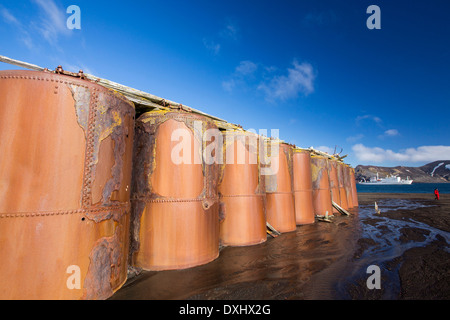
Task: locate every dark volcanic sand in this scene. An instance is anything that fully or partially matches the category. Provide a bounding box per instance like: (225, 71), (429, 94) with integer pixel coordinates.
(110, 193), (450, 300)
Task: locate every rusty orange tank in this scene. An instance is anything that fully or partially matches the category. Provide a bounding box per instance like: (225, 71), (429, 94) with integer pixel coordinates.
(327, 159), (341, 214)
(218, 130), (266, 246)
(310, 155), (333, 217)
(292, 148), (315, 225)
(344, 165), (354, 209)
(130, 110), (220, 271)
(337, 162), (349, 211)
(263, 140), (296, 233)
(0, 69), (135, 300)
(349, 167), (359, 208)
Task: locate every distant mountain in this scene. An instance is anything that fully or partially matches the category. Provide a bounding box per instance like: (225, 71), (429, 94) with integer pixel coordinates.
(355, 160), (450, 183)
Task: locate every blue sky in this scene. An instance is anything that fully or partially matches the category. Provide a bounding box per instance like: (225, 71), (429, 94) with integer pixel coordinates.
(1, 0), (450, 167)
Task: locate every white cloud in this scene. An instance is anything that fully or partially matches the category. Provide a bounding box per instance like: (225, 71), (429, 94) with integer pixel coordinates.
(204, 18), (239, 55)
(352, 144), (450, 164)
(384, 129), (399, 136)
(346, 133), (364, 143)
(235, 60), (257, 75)
(203, 38), (221, 55)
(1, 7), (19, 25)
(223, 59), (317, 100)
(2, 1), (71, 49)
(222, 60), (258, 93)
(220, 19), (239, 41)
(356, 114), (382, 125)
(32, 0), (70, 44)
(258, 60), (316, 101)
(1, 6), (35, 49)
(378, 129), (400, 139)
(221, 79), (236, 93)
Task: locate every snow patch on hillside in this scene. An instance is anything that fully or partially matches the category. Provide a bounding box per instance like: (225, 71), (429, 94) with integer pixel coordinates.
(431, 162), (444, 177)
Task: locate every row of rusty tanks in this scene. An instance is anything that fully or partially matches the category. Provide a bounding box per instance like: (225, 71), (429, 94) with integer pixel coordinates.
(310, 155), (359, 219)
(263, 142), (316, 233)
(0, 69), (358, 300)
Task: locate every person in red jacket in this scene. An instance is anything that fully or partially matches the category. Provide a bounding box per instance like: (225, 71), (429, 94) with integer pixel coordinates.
(434, 188), (440, 200)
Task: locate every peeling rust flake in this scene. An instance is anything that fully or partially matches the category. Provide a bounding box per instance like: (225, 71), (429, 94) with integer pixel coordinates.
(82, 225), (125, 300)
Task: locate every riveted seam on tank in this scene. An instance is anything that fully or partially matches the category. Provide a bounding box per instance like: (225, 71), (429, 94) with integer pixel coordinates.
(219, 194), (265, 198)
(0, 203), (130, 218)
(264, 191), (294, 195)
(81, 88), (99, 208)
(95, 94), (135, 206)
(84, 204), (130, 224)
(0, 75), (90, 89)
(136, 197), (220, 203)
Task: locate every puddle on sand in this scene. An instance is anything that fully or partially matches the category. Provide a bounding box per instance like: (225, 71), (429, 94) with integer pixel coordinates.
(334, 199), (450, 299)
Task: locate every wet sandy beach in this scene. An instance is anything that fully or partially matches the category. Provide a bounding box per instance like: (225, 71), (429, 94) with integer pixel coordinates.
(110, 193), (450, 300)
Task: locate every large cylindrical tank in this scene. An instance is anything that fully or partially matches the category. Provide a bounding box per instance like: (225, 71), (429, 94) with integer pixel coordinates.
(327, 159), (341, 214)
(0, 70), (135, 300)
(337, 162), (349, 211)
(349, 167), (359, 208)
(344, 165), (354, 209)
(310, 155), (333, 217)
(263, 141), (296, 233)
(130, 110), (220, 271)
(218, 130), (266, 246)
(292, 148), (315, 225)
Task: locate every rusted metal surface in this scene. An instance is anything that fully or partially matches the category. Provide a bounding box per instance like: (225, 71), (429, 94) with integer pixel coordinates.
(0, 70), (135, 300)
(327, 159), (342, 214)
(337, 162), (349, 211)
(310, 155), (334, 217)
(350, 167), (359, 208)
(292, 149), (315, 225)
(130, 110), (220, 271)
(218, 130), (266, 246)
(264, 142), (296, 233)
(343, 165), (354, 209)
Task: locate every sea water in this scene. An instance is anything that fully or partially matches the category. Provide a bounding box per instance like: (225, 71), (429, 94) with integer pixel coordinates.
(356, 182), (450, 194)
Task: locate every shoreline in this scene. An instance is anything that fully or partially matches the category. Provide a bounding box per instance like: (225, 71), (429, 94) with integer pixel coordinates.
(358, 192), (450, 233)
(111, 192), (450, 300)
(345, 193), (450, 299)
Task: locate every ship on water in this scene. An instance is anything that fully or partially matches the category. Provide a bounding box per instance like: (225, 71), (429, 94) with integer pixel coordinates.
(358, 172), (413, 185)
